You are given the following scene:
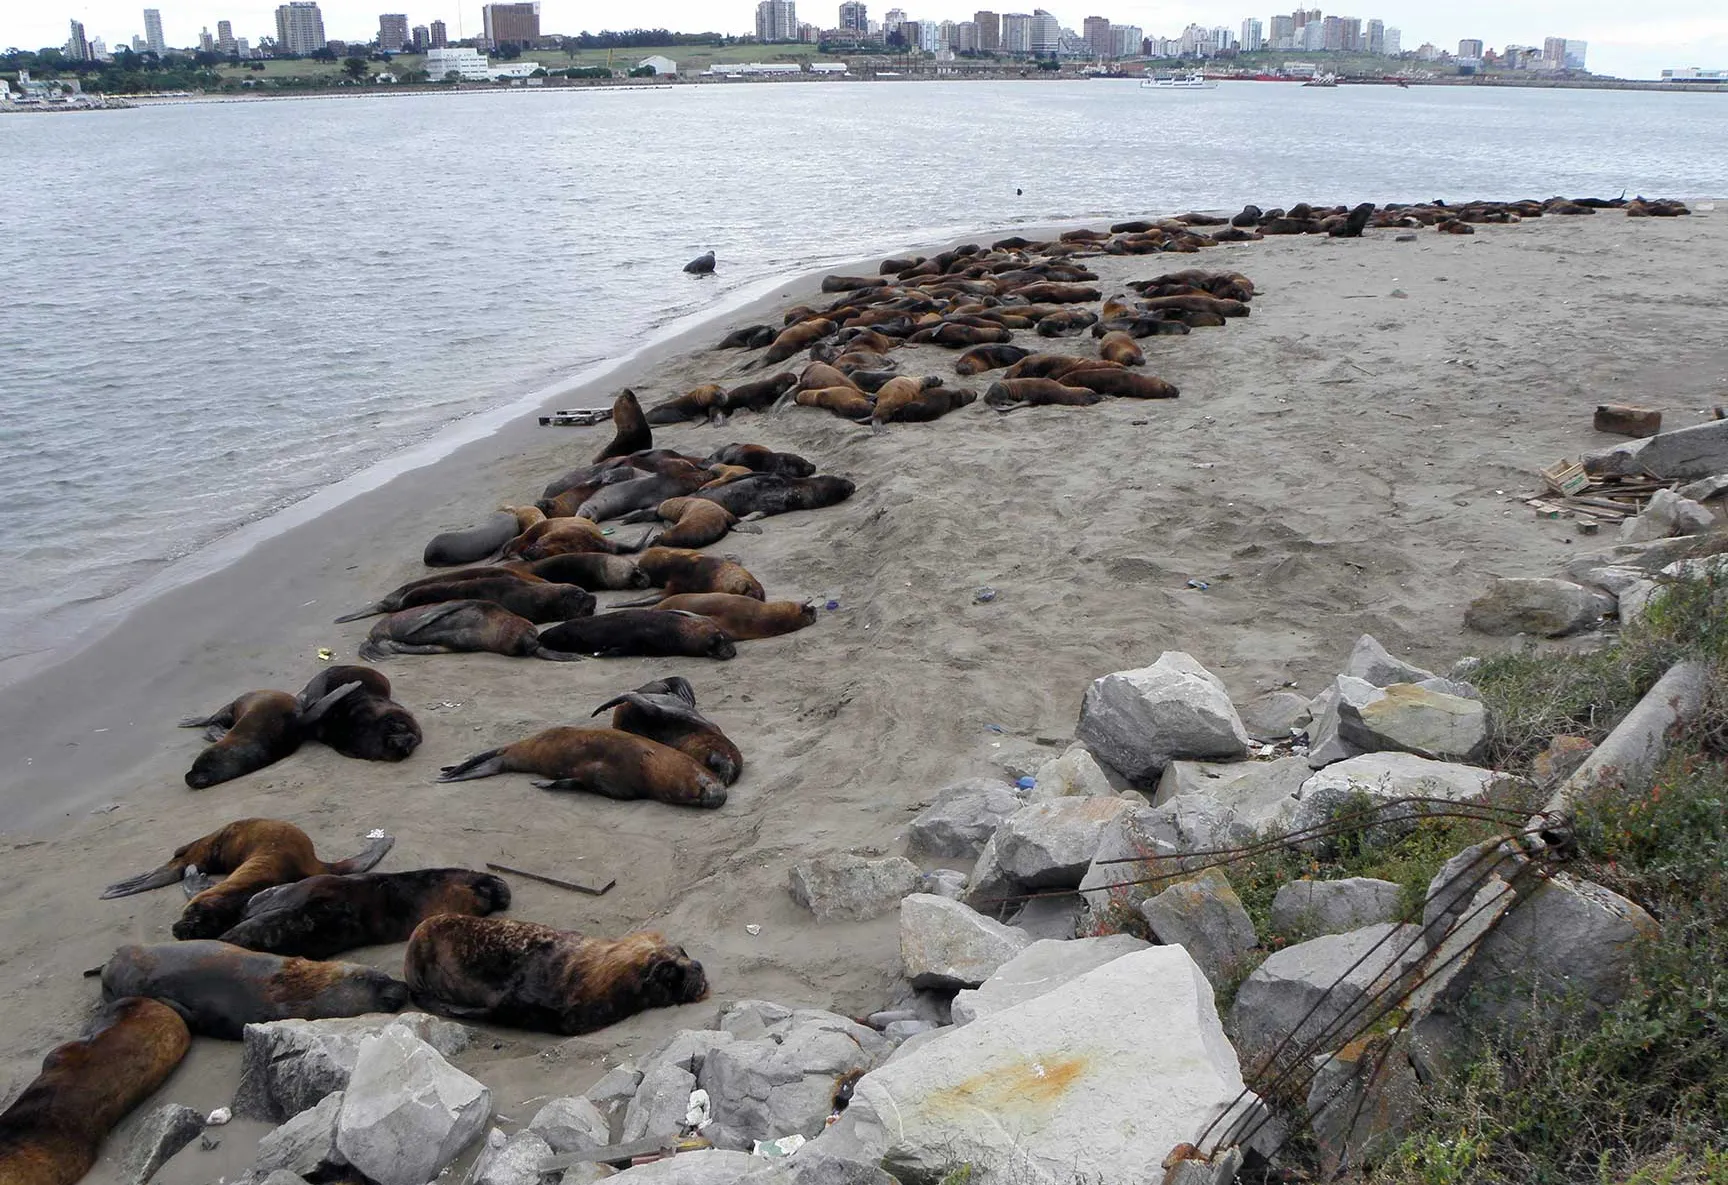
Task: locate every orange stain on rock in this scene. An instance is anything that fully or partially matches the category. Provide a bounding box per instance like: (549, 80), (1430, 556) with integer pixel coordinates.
(926, 1055), (1090, 1116)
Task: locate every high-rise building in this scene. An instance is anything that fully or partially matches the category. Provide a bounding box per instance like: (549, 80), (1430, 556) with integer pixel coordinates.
(1541, 35), (1567, 66)
(1301, 21), (1324, 50)
(132, 35), (146, 50)
(274, 2), (327, 54)
(143, 8), (166, 54)
(1291, 8), (1319, 30)
(92, 35), (109, 56)
(1082, 16), (1110, 56)
(1319, 15), (1342, 50)
(1458, 38), (1483, 59)
(1338, 17), (1361, 51)
(216, 19), (237, 53)
(883, 6), (904, 29)
(838, 2), (867, 34)
(1366, 19), (1383, 54)
(953, 20), (978, 50)
(429, 18), (447, 46)
(1564, 39), (1586, 69)
(1111, 24), (1141, 57)
(1269, 14), (1294, 48)
(1029, 8), (1059, 54)
(756, 0), (797, 41)
(379, 13), (410, 50)
(237, 36), (250, 54)
(411, 24), (429, 48)
(482, 2), (540, 47)
(1383, 26), (1399, 54)
(1240, 17), (1262, 51)
(973, 10), (1000, 50)
(198, 26), (214, 51)
(1001, 12), (1031, 53)
(68, 19), (91, 58)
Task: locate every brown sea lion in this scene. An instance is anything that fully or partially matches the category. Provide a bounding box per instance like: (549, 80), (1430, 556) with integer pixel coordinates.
(218, 869), (512, 960)
(762, 319), (837, 365)
(635, 497), (740, 549)
(795, 387), (875, 420)
(1035, 310), (1099, 338)
(438, 725), (729, 805)
(1003, 353), (1092, 381)
(1212, 226), (1264, 242)
(97, 942), (409, 1040)
(984, 379), (1104, 409)
(359, 601), (579, 662)
(100, 818), (396, 940)
(1437, 218), (1476, 234)
(906, 323), (1012, 348)
(510, 553), (651, 590)
(653, 594), (817, 641)
(718, 324), (777, 350)
(834, 327), (896, 353)
(796, 361), (861, 393)
(1003, 282), (1101, 304)
(702, 443), (817, 478)
(699, 464), (755, 487)
(1092, 315), (1191, 339)
(422, 511), (522, 568)
(644, 385), (727, 426)
(503, 516), (640, 561)
(405, 916), (709, 1036)
(334, 567), (545, 622)
(575, 470), (708, 523)
(955, 344), (1032, 376)
(536, 610), (738, 661)
(692, 474), (855, 518)
(594, 390), (651, 463)
(722, 373), (799, 413)
(296, 666), (422, 763)
(633, 547), (765, 599)
(872, 378), (976, 428)
(592, 676), (742, 785)
(537, 466), (654, 519)
(1062, 368), (1179, 399)
(1098, 331), (1146, 367)
(0, 998), (191, 1185)
(1139, 294), (1250, 318)
(179, 683), (362, 790)
(336, 577), (594, 625)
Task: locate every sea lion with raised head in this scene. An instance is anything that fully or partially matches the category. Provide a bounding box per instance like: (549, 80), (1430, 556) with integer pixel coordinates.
(438, 725), (729, 806)
(97, 942), (409, 1040)
(702, 443), (816, 478)
(100, 818), (396, 939)
(536, 610), (738, 661)
(692, 474), (855, 518)
(405, 916), (710, 1036)
(359, 601), (580, 662)
(592, 675), (742, 784)
(652, 595), (817, 641)
(218, 869), (512, 960)
(594, 390), (651, 464)
(179, 683), (362, 790)
(0, 998), (191, 1185)
(295, 666), (422, 762)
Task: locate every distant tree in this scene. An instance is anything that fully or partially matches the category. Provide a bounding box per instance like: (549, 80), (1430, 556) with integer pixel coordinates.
(248, 61), (265, 70)
(495, 40), (521, 59)
(885, 30), (906, 49)
(310, 46), (337, 61)
(400, 67), (429, 82)
(1037, 57), (1060, 70)
(192, 50), (221, 66)
(443, 69), (461, 81)
(342, 55), (368, 79)
(629, 64), (654, 76)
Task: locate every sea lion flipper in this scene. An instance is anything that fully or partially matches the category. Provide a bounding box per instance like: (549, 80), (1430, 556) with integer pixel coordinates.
(202, 724), (230, 743)
(177, 712), (218, 729)
(181, 865), (215, 899)
(298, 681), (363, 727)
(533, 647), (586, 663)
(437, 749), (509, 782)
(333, 603), (386, 623)
(329, 831), (395, 875)
(99, 863), (186, 899)
(589, 693), (635, 717)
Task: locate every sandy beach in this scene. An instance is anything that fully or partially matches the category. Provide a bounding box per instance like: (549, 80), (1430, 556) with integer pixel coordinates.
(2, 202), (1725, 1183)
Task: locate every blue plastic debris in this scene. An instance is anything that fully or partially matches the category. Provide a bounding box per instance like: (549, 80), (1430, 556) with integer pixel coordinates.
(1016, 776), (1036, 791)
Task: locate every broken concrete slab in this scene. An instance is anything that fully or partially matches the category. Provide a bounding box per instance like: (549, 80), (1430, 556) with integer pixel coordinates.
(1584, 416), (1728, 480)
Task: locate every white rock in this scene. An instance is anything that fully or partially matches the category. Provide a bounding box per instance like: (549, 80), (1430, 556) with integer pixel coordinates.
(583, 1063), (642, 1131)
(1271, 878), (1405, 937)
(1290, 752), (1511, 845)
(1029, 743), (1121, 800)
(991, 797), (1135, 889)
(1342, 634), (1438, 687)
(951, 934), (1150, 1025)
(1619, 488), (1716, 542)
(1076, 651), (1251, 786)
(1154, 758), (1308, 829)
(1238, 691), (1312, 742)
(1075, 804), (1184, 930)
(254, 1092), (346, 1179)
(531, 1096), (612, 1155)
(1464, 577), (1613, 637)
(1008, 893), (1082, 940)
(920, 868), (968, 900)
(787, 854), (922, 923)
(470, 1129), (554, 1185)
(333, 1027), (491, 1185)
(620, 1060), (696, 1144)
(1139, 869), (1259, 985)
(905, 778), (1028, 860)
(899, 894), (1033, 990)
(1338, 681), (1491, 763)
(121, 1103), (206, 1185)
(234, 1012), (473, 1121)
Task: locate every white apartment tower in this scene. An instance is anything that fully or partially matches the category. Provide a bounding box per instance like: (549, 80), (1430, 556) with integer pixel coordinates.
(274, 1), (327, 54)
(1240, 17), (1263, 51)
(143, 7), (166, 54)
(755, 0), (798, 42)
(1001, 12), (1031, 53)
(1029, 8), (1059, 55)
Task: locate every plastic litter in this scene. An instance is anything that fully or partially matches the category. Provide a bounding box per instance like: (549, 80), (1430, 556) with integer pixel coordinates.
(206, 1108), (232, 1126)
(601, 528), (615, 536)
(366, 829), (387, 840)
(1187, 579), (1210, 591)
(824, 598), (840, 611)
(985, 724), (1006, 734)
(745, 924), (761, 936)
(752, 1134), (806, 1159)
(973, 586), (997, 603)
(1016, 776), (1036, 791)
(684, 1089), (712, 1131)
(316, 648), (334, 661)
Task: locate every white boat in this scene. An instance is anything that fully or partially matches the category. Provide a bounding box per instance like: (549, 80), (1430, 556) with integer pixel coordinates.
(1140, 72), (1217, 89)
(1302, 73), (1339, 87)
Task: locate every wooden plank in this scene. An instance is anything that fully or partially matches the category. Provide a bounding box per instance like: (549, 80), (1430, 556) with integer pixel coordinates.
(487, 861), (615, 896)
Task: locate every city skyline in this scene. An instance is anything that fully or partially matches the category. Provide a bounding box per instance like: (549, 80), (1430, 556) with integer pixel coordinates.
(6, 0), (1722, 77)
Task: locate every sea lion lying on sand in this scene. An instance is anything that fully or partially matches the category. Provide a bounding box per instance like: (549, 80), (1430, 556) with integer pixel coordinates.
(653, 594), (817, 641)
(702, 443), (816, 477)
(502, 517), (644, 561)
(692, 474), (855, 518)
(296, 666), (422, 762)
(335, 576), (594, 625)
(644, 384), (726, 425)
(985, 379), (1105, 409)
(359, 601), (581, 661)
(593, 675), (742, 784)
(536, 610), (738, 661)
(218, 869), (511, 959)
(629, 547), (766, 600)
(439, 725), (729, 806)
(511, 553), (650, 590)
(179, 682), (362, 790)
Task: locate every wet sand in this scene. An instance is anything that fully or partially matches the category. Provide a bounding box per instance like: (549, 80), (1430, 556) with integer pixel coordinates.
(1, 205), (1724, 1183)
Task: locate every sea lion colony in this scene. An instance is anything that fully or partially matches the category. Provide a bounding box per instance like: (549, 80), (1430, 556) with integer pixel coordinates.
(2, 194), (1693, 1185)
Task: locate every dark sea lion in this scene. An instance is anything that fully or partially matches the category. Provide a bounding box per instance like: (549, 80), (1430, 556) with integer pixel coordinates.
(101, 818), (396, 939)
(1098, 331), (1146, 367)
(872, 377), (976, 428)
(644, 385), (726, 426)
(796, 388), (875, 420)
(834, 327), (896, 353)
(955, 344), (1032, 377)
(592, 675), (742, 784)
(537, 466), (651, 519)
(692, 474), (855, 518)
(503, 516), (641, 561)
(575, 470), (708, 523)
(0, 997), (191, 1185)
(906, 323), (1012, 348)
(653, 594), (817, 641)
(723, 373), (798, 413)
(683, 251), (716, 275)
(510, 554), (649, 590)
(540, 450), (690, 502)
(632, 547), (765, 599)
(1110, 219), (1157, 234)
(827, 349), (896, 374)
(359, 601), (579, 662)
(1328, 202), (1377, 238)
(762, 319), (837, 366)
(1230, 204), (1264, 228)
(179, 683), (361, 790)
(438, 725), (729, 806)
(537, 610), (737, 661)
(97, 942), (409, 1040)
(702, 443), (816, 478)
(633, 497), (740, 550)
(1062, 368), (1180, 399)
(218, 869), (512, 959)
(1035, 310), (1099, 338)
(718, 324), (777, 350)
(1212, 226), (1264, 242)
(1091, 315), (1191, 339)
(1437, 218), (1476, 234)
(1171, 309), (1228, 328)
(984, 379), (1104, 409)
(333, 567), (545, 622)
(405, 916), (709, 1036)
(1003, 353), (1093, 381)
(1139, 294), (1249, 318)
(422, 510), (521, 568)
(847, 369), (903, 394)
(594, 390), (652, 464)
(338, 577), (594, 625)
(1003, 281), (1100, 304)
(295, 666), (422, 762)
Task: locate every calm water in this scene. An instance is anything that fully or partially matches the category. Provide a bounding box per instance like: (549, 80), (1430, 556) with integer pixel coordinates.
(2, 80), (1725, 662)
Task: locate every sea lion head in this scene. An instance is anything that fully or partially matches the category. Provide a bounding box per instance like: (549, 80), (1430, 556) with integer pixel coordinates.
(185, 747), (250, 791)
(371, 710), (424, 761)
(640, 940), (710, 1007)
(706, 633), (738, 661)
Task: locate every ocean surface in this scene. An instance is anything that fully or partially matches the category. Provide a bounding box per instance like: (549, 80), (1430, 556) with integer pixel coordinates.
(3, 79), (1726, 666)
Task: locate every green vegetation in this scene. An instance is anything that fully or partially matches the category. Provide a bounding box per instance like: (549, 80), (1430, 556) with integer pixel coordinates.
(1, 46), (219, 92)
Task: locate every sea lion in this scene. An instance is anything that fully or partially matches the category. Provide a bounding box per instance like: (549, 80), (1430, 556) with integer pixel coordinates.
(644, 385), (727, 426)
(796, 361), (861, 393)
(592, 676), (742, 784)
(438, 725), (729, 805)
(1003, 353), (1092, 381)
(718, 324), (776, 350)
(405, 916), (709, 1036)
(833, 327), (897, 353)
(1035, 310), (1099, 337)
(1211, 226), (1264, 242)
(722, 373), (798, 413)
(1328, 202), (1376, 238)
(828, 349), (896, 374)
(1138, 294), (1249, 318)
(179, 683), (362, 790)
(0, 997), (191, 1185)
(296, 666), (422, 762)
(100, 818), (396, 940)
(848, 369), (903, 394)
(795, 388), (875, 420)
(359, 601), (579, 662)
(540, 450), (692, 502)
(692, 474), (855, 518)
(634, 497), (740, 549)
(1230, 204), (1264, 228)
(633, 547), (765, 599)
(334, 567), (545, 622)
(872, 377), (976, 428)
(503, 516), (640, 561)
(575, 470), (708, 523)
(1091, 315), (1191, 339)
(594, 390), (651, 463)
(984, 378), (1104, 409)
(653, 595), (817, 641)
(218, 869), (512, 960)
(955, 344), (1032, 376)
(762, 319), (837, 366)
(536, 610), (737, 661)
(683, 251), (716, 275)
(906, 323), (1012, 348)
(1003, 281), (1100, 304)
(336, 577), (594, 625)
(97, 942), (410, 1040)
(537, 465), (655, 519)
(702, 443), (816, 478)
(422, 511), (521, 568)
(1098, 331), (1146, 367)
(1437, 218), (1475, 234)
(510, 554), (651, 590)
(1062, 368), (1179, 399)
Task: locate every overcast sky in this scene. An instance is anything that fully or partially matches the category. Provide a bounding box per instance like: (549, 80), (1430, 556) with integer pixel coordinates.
(12, 0), (1726, 78)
